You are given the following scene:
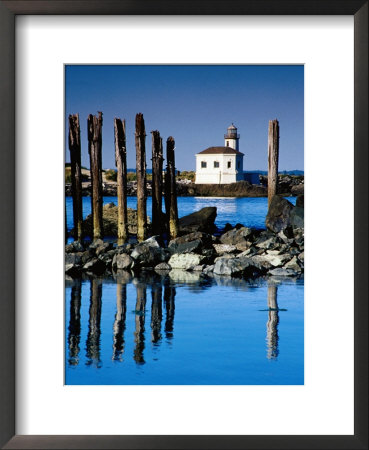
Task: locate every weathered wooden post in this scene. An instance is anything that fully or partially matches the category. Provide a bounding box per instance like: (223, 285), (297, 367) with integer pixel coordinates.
(114, 118), (128, 243)
(87, 112), (103, 240)
(135, 113), (147, 242)
(151, 130), (164, 235)
(165, 136), (179, 239)
(266, 283), (279, 360)
(68, 114), (83, 241)
(267, 119), (279, 208)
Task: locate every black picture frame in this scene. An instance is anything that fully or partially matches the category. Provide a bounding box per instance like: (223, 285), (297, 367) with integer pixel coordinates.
(0, 1), (367, 449)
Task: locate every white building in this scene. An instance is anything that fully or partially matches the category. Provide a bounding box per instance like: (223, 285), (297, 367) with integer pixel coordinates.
(195, 124), (244, 184)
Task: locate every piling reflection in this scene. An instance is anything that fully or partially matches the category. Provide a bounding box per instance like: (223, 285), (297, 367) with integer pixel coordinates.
(86, 278), (102, 367)
(133, 281), (146, 364)
(150, 282), (163, 344)
(68, 279), (82, 365)
(266, 284), (279, 360)
(163, 283), (176, 340)
(112, 282), (127, 361)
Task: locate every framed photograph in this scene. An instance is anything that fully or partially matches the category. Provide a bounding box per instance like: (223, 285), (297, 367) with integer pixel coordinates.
(0, 1), (367, 449)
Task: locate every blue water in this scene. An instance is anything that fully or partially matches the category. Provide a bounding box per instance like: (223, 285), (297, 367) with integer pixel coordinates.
(65, 196), (297, 234)
(65, 274), (304, 385)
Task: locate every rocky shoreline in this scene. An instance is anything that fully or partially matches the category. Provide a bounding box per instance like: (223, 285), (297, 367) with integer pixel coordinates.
(65, 175), (304, 198)
(66, 195), (304, 282)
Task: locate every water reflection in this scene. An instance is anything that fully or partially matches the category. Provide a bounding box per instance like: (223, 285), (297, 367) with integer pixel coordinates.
(86, 278), (102, 367)
(133, 281), (146, 364)
(67, 273), (297, 374)
(112, 282), (127, 361)
(67, 279), (81, 366)
(266, 283), (279, 360)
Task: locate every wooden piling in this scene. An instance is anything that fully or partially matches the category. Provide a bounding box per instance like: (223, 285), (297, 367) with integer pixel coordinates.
(268, 119), (279, 207)
(112, 282), (127, 361)
(67, 279), (82, 366)
(87, 112), (103, 240)
(114, 118), (128, 243)
(134, 282), (146, 364)
(68, 114), (83, 241)
(135, 113), (147, 242)
(151, 130), (164, 235)
(165, 136), (179, 239)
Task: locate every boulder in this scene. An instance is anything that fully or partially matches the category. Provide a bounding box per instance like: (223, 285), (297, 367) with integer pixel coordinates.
(290, 206), (304, 229)
(213, 244), (237, 255)
(178, 207), (217, 234)
(220, 227), (252, 246)
(80, 203), (151, 237)
(283, 255), (302, 273)
(65, 241), (84, 253)
(168, 232), (212, 254)
(268, 267), (297, 277)
(213, 256), (263, 277)
(251, 253), (291, 269)
(296, 194), (304, 208)
(265, 196), (294, 233)
(82, 258), (105, 274)
(203, 265), (214, 275)
(155, 262), (172, 271)
(168, 253), (205, 270)
(131, 241), (169, 267)
(112, 253), (134, 270)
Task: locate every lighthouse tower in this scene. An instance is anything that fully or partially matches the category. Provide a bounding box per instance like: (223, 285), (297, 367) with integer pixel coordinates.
(224, 123), (240, 151)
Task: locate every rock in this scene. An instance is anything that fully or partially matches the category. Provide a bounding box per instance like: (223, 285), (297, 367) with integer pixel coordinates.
(65, 241), (84, 253)
(213, 256), (263, 277)
(213, 243), (237, 255)
(296, 194), (304, 208)
(112, 253), (134, 270)
(83, 258), (105, 274)
(255, 236), (279, 249)
(220, 227), (252, 246)
(168, 232), (212, 254)
(291, 184), (304, 196)
(283, 255), (302, 272)
(65, 253), (82, 266)
(203, 264), (214, 274)
(89, 238), (104, 249)
(298, 251), (304, 263)
(178, 207), (217, 234)
(80, 204), (151, 237)
(290, 206), (304, 229)
(193, 264), (206, 271)
(131, 241), (168, 267)
(265, 196), (294, 233)
(155, 262), (171, 271)
(65, 263), (80, 275)
(95, 242), (113, 256)
(251, 253), (291, 269)
(168, 253), (205, 270)
(268, 267), (297, 277)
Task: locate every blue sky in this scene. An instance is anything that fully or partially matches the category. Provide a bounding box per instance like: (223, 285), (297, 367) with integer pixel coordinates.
(65, 65), (304, 171)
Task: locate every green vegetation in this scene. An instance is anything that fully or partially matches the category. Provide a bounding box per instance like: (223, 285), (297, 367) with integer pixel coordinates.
(105, 169), (117, 181)
(176, 170), (195, 182)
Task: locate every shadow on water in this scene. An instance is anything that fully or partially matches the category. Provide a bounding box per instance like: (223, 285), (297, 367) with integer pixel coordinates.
(67, 279), (81, 366)
(266, 283), (279, 360)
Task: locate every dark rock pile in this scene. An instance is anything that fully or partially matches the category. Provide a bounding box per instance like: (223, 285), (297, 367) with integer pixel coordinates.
(66, 195), (304, 280)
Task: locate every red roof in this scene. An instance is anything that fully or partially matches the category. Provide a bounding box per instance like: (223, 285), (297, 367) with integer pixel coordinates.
(197, 146), (244, 156)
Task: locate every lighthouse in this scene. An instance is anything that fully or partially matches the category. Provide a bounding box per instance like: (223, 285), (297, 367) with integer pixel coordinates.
(195, 124), (244, 184)
(224, 123), (240, 151)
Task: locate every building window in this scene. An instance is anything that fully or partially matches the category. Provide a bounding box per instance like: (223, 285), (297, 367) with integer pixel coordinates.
(237, 161), (240, 169)
(214, 161), (219, 168)
(227, 161), (231, 169)
(226, 141), (229, 147)
(201, 161), (207, 168)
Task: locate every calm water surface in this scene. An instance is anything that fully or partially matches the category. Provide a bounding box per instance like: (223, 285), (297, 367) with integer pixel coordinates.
(65, 273), (304, 385)
(65, 196), (297, 233)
